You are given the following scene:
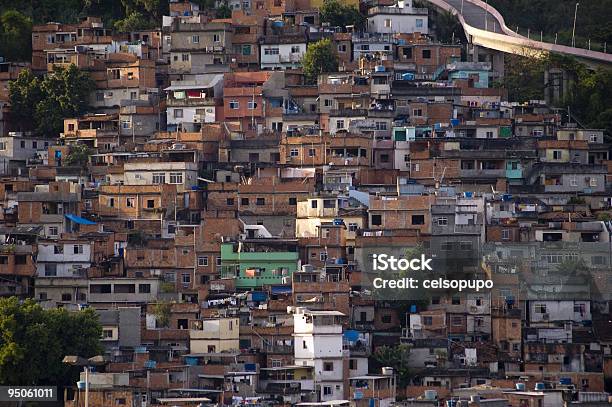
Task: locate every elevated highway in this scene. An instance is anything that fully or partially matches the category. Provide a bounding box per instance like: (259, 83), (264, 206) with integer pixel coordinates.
(426, 0), (612, 65)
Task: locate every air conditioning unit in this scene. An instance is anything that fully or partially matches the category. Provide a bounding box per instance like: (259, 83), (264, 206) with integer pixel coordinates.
(542, 313), (549, 320)
(171, 143), (186, 150)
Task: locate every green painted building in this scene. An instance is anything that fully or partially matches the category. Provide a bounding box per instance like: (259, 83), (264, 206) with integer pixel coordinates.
(220, 242), (299, 290)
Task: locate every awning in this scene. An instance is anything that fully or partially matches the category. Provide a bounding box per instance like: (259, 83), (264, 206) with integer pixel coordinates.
(65, 214), (97, 225)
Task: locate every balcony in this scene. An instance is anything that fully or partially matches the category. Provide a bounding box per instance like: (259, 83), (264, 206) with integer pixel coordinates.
(166, 97), (217, 107)
(329, 108), (368, 117)
(459, 169), (505, 178)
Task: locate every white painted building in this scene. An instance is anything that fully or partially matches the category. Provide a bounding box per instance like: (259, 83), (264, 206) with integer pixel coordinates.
(260, 43), (306, 70)
(529, 300), (591, 324)
(165, 74), (224, 132)
(367, 1), (429, 35)
(123, 161), (198, 192)
(36, 241), (92, 278)
(294, 308), (346, 401)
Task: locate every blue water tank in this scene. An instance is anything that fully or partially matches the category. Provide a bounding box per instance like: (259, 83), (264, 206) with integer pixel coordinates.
(535, 383), (545, 391)
(272, 20), (284, 28)
(560, 378), (572, 385)
(374, 65), (385, 72)
(402, 72), (415, 81)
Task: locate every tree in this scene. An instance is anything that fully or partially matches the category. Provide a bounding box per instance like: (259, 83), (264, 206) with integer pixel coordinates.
(152, 301), (172, 328)
(320, 0), (365, 30)
(302, 38), (339, 84)
(114, 11), (153, 32)
(433, 10), (463, 43)
(216, 3), (232, 19)
(0, 10), (32, 61)
(0, 297), (102, 386)
(64, 144), (91, 167)
(373, 344), (412, 386)
(9, 65), (94, 137)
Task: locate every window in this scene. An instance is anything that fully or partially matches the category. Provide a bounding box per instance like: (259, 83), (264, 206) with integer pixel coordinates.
(242, 44), (252, 55)
(115, 284), (135, 293)
(291, 45), (301, 53)
(422, 49), (431, 58)
(303, 340), (307, 349)
(348, 223), (358, 232)
(324, 99), (332, 107)
(192, 35), (200, 43)
(412, 215), (425, 225)
(437, 217), (448, 226)
(552, 150), (562, 160)
(256, 197), (265, 205)
(247, 100), (257, 109)
(590, 178), (598, 187)
(423, 316), (433, 325)
(323, 386), (332, 396)
(371, 214), (382, 226)
(290, 148), (299, 157)
(349, 359), (357, 369)
(589, 134), (598, 143)
(308, 148), (316, 157)
(152, 173), (166, 184)
(173, 109), (183, 118)
(264, 47), (279, 55)
(534, 304), (547, 313)
(229, 100), (239, 109)
(0, 142), (6, 150)
(382, 315), (392, 323)
(181, 53), (189, 61)
(182, 273), (191, 285)
(452, 296), (461, 305)
(375, 121), (388, 130)
(485, 131), (494, 138)
(501, 229), (510, 240)
(48, 226), (59, 236)
(384, 18), (392, 27)
(380, 154), (389, 163)
(227, 198), (235, 206)
(45, 264), (57, 276)
(338, 44), (347, 52)
(459, 241), (472, 251)
(416, 19), (424, 28)
(216, 257), (222, 266)
(169, 172), (183, 184)
(62, 293), (72, 301)
(126, 197), (135, 207)
(311, 200), (318, 208)
(452, 316), (463, 326)
(336, 120), (345, 129)
(320, 252), (328, 261)
(73, 244), (84, 254)
(413, 108), (423, 116)
(213, 34), (220, 42)
(289, 197), (297, 205)
(139, 284), (151, 293)
(198, 256), (208, 266)
(147, 199), (155, 209)
(323, 362), (334, 371)
(241, 198), (249, 205)
(32, 141), (37, 149)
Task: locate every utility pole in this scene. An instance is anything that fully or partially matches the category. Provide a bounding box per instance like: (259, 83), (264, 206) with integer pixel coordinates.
(572, 2), (579, 47)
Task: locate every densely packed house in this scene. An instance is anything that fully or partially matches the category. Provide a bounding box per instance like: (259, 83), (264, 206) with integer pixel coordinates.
(0, 0), (611, 406)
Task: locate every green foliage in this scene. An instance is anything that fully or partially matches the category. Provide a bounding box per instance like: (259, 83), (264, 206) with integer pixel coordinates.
(64, 144), (91, 167)
(373, 344), (412, 386)
(597, 212), (612, 221)
(0, 297), (102, 386)
(9, 65), (94, 137)
(0, 0), (169, 54)
(152, 301), (172, 328)
(114, 11), (154, 32)
(216, 3), (232, 19)
(432, 10), (464, 44)
(489, 0), (612, 46)
(0, 10), (32, 62)
(302, 38), (339, 84)
(320, 0), (365, 30)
